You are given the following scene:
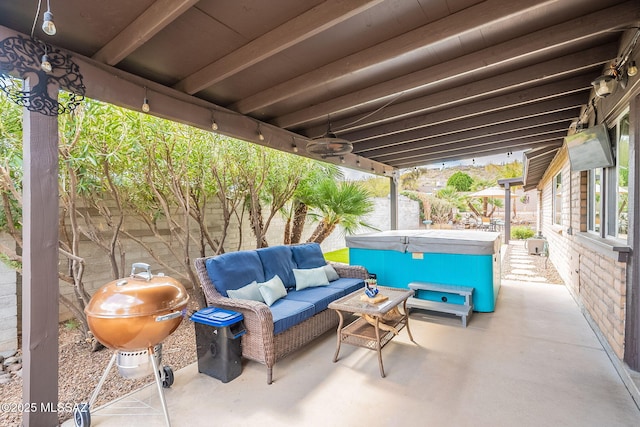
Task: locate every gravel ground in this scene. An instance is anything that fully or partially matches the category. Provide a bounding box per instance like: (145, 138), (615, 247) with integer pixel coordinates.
(0, 244), (565, 426)
(0, 289), (199, 426)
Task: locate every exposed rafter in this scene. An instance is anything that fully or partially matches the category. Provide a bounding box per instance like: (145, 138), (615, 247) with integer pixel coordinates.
(273, 0), (640, 130)
(92, 0), (199, 65)
(174, 0), (385, 94)
(230, 0), (558, 114)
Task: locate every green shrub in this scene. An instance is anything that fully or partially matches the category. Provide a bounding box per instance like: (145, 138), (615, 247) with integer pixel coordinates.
(511, 226), (535, 240)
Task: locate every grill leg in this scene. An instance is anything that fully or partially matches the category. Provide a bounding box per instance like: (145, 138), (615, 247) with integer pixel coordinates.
(88, 351), (118, 408)
(149, 346), (172, 427)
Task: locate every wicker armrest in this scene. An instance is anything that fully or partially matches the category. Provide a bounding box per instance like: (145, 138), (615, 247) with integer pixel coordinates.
(329, 262), (369, 280)
(208, 296), (273, 321)
(194, 256), (273, 324)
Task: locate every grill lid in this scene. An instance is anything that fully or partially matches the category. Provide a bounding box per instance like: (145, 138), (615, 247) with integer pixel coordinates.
(85, 263), (189, 319)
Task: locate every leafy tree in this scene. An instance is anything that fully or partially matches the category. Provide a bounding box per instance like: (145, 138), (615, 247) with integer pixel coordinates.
(360, 177), (390, 197)
(400, 167), (424, 190)
(428, 196), (452, 224)
(447, 171), (473, 191)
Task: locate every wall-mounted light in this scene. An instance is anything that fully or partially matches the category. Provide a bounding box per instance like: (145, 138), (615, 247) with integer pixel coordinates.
(591, 29), (640, 98)
(42, 0), (56, 36)
(591, 74), (617, 98)
(141, 87), (150, 113)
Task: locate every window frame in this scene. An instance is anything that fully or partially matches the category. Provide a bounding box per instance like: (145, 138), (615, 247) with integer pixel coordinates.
(586, 109), (629, 243)
(553, 172), (562, 226)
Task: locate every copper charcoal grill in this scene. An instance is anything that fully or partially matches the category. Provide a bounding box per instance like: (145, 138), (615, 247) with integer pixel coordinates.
(74, 263), (189, 427)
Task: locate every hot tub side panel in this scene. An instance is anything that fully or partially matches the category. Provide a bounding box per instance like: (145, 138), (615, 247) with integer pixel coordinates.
(349, 248), (501, 312)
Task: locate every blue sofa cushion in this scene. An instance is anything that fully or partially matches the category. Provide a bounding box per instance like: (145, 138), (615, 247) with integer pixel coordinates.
(326, 277), (365, 296)
(269, 299), (315, 335)
(205, 251), (265, 297)
(291, 243), (326, 269)
(284, 287), (344, 314)
(257, 246), (297, 289)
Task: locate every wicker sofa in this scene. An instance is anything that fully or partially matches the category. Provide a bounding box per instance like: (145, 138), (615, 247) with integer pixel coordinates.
(194, 243), (368, 384)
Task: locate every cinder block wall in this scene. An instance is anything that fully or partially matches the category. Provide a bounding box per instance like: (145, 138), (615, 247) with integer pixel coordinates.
(5, 195), (420, 325)
(0, 235), (17, 352)
(540, 149), (627, 359)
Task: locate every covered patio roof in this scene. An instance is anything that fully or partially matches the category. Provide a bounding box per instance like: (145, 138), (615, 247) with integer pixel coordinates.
(2, 2), (640, 425)
(2, 0), (639, 182)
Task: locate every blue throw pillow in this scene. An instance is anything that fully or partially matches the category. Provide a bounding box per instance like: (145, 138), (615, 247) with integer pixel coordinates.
(257, 246), (297, 288)
(205, 251), (265, 297)
(291, 243), (326, 269)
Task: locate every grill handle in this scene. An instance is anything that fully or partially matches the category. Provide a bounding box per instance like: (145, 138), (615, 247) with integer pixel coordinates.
(156, 310), (184, 322)
(131, 262), (152, 281)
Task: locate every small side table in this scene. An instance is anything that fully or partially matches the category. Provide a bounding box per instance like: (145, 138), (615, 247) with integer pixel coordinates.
(328, 286), (415, 377)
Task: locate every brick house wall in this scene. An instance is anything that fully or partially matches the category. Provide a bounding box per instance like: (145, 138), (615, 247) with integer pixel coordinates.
(539, 148), (628, 359)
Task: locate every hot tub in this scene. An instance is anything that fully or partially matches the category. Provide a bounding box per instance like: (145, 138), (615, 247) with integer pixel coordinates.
(346, 230), (501, 312)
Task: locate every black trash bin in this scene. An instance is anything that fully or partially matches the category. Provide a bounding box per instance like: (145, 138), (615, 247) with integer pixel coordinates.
(191, 307), (246, 383)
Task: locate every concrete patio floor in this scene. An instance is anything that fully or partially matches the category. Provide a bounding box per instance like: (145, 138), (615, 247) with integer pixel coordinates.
(67, 247), (640, 427)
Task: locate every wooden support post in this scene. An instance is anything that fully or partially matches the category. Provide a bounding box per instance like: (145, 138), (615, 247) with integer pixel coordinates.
(21, 81), (59, 426)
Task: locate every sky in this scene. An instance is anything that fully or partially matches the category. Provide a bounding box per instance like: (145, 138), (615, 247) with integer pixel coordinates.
(342, 150), (524, 180)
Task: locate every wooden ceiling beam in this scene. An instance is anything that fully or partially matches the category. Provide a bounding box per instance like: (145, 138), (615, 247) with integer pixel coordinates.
(275, 0), (640, 129)
(388, 139), (564, 168)
(363, 114), (573, 159)
(92, 0), (199, 65)
(306, 42), (615, 137)
(173, 0), (385, 94)
(231, 0), (557, 114)
(342, 74), (593, 142)
(374, 124), (567, 162)
(352, 95), (583, 152)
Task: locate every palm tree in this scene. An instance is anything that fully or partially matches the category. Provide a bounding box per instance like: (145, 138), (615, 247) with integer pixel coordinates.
(306, 180), (375, 244)
(283, 165), (342, 244)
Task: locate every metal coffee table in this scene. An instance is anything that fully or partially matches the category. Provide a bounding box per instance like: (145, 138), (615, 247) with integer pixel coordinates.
(328, 286), (415, 377)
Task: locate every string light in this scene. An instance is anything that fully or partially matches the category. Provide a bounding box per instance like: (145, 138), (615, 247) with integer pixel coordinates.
(340, 156), (345, 164)
(40, 53), (52, 72)
(42, 0), (56, 36)
(211, 112), (218, 130)
(40, 44), (51, 72)
(141, 87), (150, 113)
(257, 124), (265, 141)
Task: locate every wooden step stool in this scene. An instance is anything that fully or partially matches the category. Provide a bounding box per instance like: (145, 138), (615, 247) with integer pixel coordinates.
(407, 282), (474, 327)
